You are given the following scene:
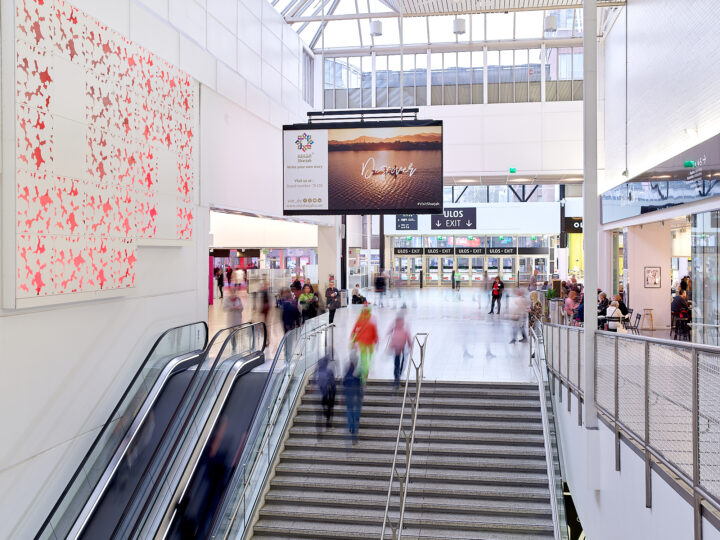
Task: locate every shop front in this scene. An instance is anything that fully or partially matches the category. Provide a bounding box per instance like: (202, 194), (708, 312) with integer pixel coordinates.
(390, 235), (552, 287)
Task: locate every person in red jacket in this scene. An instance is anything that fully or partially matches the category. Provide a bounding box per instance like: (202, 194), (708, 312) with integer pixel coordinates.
(350, 304), (378, 384)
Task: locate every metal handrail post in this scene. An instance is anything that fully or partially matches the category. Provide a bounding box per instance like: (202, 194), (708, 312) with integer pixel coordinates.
(381, 333), (428, 540)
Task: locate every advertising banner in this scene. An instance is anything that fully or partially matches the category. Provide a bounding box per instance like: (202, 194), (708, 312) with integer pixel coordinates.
(283, 121), (443, 215)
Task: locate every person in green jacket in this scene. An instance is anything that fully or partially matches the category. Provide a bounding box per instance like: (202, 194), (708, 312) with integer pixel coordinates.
(298, 284), (318, 323)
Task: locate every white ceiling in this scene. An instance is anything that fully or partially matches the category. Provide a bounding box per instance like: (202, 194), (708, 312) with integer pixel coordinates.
(399, 0), (624, 16)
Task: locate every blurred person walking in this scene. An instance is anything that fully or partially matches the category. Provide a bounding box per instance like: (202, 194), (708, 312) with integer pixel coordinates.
(259, 279), (271, 326)
(374, 271), (387, 307)
(343, 355), (363, 444)
(325, 278), (340, 324)
(387, 314), (412, 389)
(215, 267), (224, 299)
(314, 356), (336, 435)
(528, 269), (539, 291)
(509, 289), (528, 344)
(225, 266), (233, 289)
(350, 305), (378, 384)
(489, 276), (505, 314)
(279, 288), (299, 333)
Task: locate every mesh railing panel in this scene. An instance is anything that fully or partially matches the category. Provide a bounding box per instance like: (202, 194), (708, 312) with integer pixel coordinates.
(617, 339), (647, 438)
(699, 351), (720, 501)
(552, 325), (560, 373)
(568, 329), (579, 389)
(559, 326), (567, 379)
(595, 333), (616, 413)
(648, 343), (694, 478)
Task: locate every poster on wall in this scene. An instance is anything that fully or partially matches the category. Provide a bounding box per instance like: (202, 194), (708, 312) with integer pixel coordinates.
(644, 266), (661, 288)
(283, 121), (443, 215)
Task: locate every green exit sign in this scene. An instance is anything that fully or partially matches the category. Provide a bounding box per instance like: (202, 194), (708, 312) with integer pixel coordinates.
(509, 167), (517, 174)
(684, 160), (696, 168)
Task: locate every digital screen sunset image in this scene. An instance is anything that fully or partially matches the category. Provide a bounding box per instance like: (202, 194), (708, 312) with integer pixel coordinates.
(327, 125), (443, 212)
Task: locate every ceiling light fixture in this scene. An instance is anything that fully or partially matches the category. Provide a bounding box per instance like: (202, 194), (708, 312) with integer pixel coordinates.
(453, 18), (466, 35)
(370, 20), (382, 37)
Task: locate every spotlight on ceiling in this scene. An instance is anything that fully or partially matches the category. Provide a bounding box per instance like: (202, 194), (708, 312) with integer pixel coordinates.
(370, 20), (382, 37)
(453, 18), (466, 35)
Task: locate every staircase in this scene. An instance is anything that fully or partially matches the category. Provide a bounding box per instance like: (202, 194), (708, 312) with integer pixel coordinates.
(250, 380), (555, 539)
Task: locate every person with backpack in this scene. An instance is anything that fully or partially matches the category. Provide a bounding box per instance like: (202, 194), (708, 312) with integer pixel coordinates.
(315, 356), (336, 435)
(387, 314), (412, 389)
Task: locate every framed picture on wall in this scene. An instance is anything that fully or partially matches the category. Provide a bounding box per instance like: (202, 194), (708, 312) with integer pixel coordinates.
(644, 266), (661, 288)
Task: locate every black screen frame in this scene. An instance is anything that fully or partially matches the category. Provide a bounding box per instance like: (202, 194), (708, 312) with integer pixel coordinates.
(282, 119), (444, 216)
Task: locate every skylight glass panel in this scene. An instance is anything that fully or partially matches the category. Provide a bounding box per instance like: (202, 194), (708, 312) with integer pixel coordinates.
(321, 19), (362, 48)
(428, 15), (457, 43)
(401, 16), (428, 44)
(298, 21), (321, 47)
(573, 9), (584, 36)
(333, 0), (359, 15)
(486, 12), (513, 41)
(515, 11), (543, 39)
(470, 14), (485, 41)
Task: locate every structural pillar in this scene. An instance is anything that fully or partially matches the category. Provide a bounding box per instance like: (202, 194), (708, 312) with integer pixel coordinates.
(317, 220), (342, 297)
(583, 0), (599, 429)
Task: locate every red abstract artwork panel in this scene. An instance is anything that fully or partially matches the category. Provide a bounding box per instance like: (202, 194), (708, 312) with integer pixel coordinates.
(15, 0), (196, 301)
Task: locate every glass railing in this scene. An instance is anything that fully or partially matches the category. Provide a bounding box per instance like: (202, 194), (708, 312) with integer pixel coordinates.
(36, 321), (208, 540)
(117, 322), (267, 538)
(209, 314), (335, 539)
(530, 324), (569, 540)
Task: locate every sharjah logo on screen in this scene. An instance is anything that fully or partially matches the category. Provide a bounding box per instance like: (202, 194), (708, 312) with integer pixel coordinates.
(295, 133), (314, 152)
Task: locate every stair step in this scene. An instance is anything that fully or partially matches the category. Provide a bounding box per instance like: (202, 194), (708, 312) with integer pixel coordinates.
(360, 386), (541, 400)
(298, 399), (541, 412)
(257, 505), (554, 533)
(291, 415), (544, 433)
(288, 426), (545, 446)
(274, 463), (550, 487)
(268, 479), (551, 502)
(264, 489), (551, 516)
(279, 450), (548, 472)
(283, 438), (547, 458)
(253, 519), (552, 539)
(294, 407), (542, 422)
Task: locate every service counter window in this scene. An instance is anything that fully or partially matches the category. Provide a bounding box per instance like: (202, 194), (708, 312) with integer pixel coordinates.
(426, 257), (439, 282)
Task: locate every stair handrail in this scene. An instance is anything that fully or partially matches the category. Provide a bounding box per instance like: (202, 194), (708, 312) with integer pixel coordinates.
(529, 324), (567, 540)
(380, 332), (429, 540)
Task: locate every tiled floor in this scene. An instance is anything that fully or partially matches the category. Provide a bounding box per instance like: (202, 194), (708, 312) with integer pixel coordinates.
(209, 286), (536, 384)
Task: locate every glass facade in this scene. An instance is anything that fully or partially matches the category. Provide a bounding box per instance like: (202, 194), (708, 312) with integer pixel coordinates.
(692, 211), (720, 345)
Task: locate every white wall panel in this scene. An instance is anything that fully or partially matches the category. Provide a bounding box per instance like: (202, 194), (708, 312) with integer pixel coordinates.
(210, 212), (318, 248)
(207, 0), (237, 32)
(603, 1), (720, 192)
(207, 15), (237, 68)
(134, 0), (169, 19)
(262, 62), (283, 103)
(238, 38), (263, 88)
(169, 0), (206, 47)
(129, 3), (180, 64)
(422, 102), (584, 177)
(238, 3), (263, 52)
(217, 61), (247, 105)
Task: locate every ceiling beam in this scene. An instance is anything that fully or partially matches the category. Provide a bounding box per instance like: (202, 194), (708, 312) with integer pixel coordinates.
(318, 37), (583, 57)
(286, 2), (625, 23)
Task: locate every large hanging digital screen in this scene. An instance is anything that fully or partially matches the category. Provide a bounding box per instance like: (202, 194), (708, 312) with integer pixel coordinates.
(283, 120), (443, 215)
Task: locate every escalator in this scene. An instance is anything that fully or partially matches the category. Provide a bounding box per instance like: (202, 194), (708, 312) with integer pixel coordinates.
(34, 322), (267, 540)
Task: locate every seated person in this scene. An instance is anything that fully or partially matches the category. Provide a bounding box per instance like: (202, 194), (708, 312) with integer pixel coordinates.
(671, 290), (690, 318)
(597, 292), (610, 316)
(351, 284), (366, 304)
(605, 301), (622, 331)
(613, 294), (629, 316)
(574, 300), (585, 324)
(564, 290), (579, 317)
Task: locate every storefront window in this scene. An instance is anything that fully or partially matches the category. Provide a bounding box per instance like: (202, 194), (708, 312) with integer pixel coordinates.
(425, 236), (454, 248)
(692, 211), (720, 345)
(517, 235), (548, 248)
(394, 236), (423, 248)
(488, 235), (516, 248)
(454, 236), (485, 247)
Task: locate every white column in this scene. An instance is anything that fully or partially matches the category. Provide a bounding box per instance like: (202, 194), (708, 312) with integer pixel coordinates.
(583, 0), (599, 429)
(318, 220), (342, 296)
(540, 43), (547, 102)
(482, 46), (488, 105)
(371, 52), (377, 108)
(426, 49), (431, 106)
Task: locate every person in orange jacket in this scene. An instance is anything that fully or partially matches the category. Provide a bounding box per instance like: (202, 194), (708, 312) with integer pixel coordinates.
(350, 304), (378, 384)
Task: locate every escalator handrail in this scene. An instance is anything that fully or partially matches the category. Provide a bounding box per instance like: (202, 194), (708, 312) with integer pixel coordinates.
(114, 322), (267, 539)
(210, 320), (335, 539)
(204, 326), (298, 536)
(35, 321), (209, 540)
